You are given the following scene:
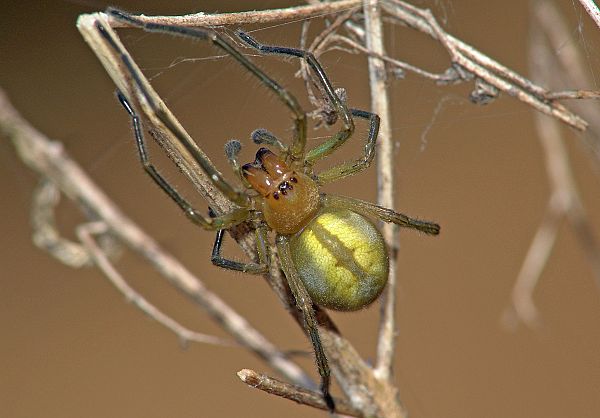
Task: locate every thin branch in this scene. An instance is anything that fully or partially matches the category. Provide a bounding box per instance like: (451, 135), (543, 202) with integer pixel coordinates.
(301, 1), (599, 131)
(332, 34), (448, 81)
(363, 0), (400, 385)
(298, 7), (357, 122)
(578, 0), (600, 31)
(503, 1), (600, 329)
(108, 0), (362, 27)
(77, 220), (236, 347)
(545, 90), (600, 100)
(534, 0), (600, 163)
(0, 87), (312, 388)
(237, 369), (363, 417)
(502, 194), (562, 329)
(381, 0), (589, 131)
(320, 329), (404, 417)
(31, 179), (95, 268)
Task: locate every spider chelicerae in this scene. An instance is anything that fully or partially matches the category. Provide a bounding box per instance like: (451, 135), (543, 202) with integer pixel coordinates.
(96, 8), (440, 412)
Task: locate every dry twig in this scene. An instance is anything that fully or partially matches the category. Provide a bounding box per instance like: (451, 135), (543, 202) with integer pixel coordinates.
(380, 0), (592, 130)
(363, 0), (400, 384)
(108, 0), (362, 28)
(237, 368), (363, 416)
(534, 0), (600, 163)
(578, 0), (600, 31)
(76, 220), (236, 347)
(503, 0), (600, 329)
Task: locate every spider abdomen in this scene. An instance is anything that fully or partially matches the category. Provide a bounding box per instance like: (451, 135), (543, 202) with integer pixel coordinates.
(290, 208), (389, 311)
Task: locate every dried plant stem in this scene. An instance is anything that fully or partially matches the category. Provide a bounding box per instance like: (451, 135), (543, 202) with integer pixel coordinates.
(237, 368), (363, 417)
(381, 0), (590, 131)
(534, 0), (600, 163)
(578, 0), (600, 31)
(30, 179), (232, 345)
(363, 0), (400, 385)
(77, 220), (236, 347)
(331, 34), (446, 81)
(503, 1), (600, 329)
(108, 0), (362, 27)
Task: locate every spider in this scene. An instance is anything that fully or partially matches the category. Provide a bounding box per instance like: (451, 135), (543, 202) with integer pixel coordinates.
(96, 8), (440, 412)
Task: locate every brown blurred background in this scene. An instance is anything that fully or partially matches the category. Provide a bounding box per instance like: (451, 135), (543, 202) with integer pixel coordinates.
(2, 1), (600, 417)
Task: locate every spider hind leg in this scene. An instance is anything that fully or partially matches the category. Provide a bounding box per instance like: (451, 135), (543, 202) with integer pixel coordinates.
(276, 235), (335, 412)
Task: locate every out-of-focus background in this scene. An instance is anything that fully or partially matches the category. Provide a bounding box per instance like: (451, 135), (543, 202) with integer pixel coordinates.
(2, 1), (600, 417)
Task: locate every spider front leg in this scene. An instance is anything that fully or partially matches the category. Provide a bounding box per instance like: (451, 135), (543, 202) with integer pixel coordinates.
(251, 129), (287, 154)
(105, 9), (308, 166)
(276, 235), (335, 413)
(236, 31), (355, 164)
(117, 92), (249, 230)
(314, 108), (381, 184)
(322, 194), (441, 235)
(97, 19), (249, 208)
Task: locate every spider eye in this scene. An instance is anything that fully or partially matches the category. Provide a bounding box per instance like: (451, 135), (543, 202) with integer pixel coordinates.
(272, 191), (280, 200)
(290, 176), (298, 183)
(278, 181), (293, 195)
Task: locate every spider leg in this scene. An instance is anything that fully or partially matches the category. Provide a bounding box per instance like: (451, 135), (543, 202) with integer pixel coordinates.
(276, 235), (335, 413)
(117, 92), (249, 230)
(322, 194), (441, 235)
(105, 9), (307, 163)
(251, 129), (287, 154)
(211, 223), (270, 274)
(237, 31), (355, 165)
(314, 108), (380, 184)
(223, 139), (250, 188)
(96, 19), (248, 208)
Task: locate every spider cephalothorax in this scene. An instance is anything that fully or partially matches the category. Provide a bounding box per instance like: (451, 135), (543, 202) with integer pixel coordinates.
(242, 148), (320, 235)
(98, 8), (440, 412)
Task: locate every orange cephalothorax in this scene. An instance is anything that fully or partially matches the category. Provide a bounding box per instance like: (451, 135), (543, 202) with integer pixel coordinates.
(242, 148), (320, 235)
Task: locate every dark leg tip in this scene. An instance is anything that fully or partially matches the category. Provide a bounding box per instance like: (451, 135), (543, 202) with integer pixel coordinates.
(235, 30), (259, 49)
(106, 8), (136, 24)
(324, 392), (335, 414)
(116, 91), (134, 115)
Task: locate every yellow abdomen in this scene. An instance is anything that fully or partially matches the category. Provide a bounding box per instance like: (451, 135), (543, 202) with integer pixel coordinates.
(289, 208), (389, 311)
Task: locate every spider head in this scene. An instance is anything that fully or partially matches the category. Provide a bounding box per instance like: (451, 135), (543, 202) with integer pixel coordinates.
(242, 148), (320, 235)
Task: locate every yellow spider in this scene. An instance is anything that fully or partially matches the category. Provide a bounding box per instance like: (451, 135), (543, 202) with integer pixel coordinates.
(97, 8), (440, 412)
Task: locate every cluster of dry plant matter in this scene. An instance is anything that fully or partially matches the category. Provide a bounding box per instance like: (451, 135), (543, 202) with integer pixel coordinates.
(2, 1), (599, 416)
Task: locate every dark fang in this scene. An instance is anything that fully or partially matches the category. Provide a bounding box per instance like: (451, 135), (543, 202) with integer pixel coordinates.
(255, 147), (272, 163)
